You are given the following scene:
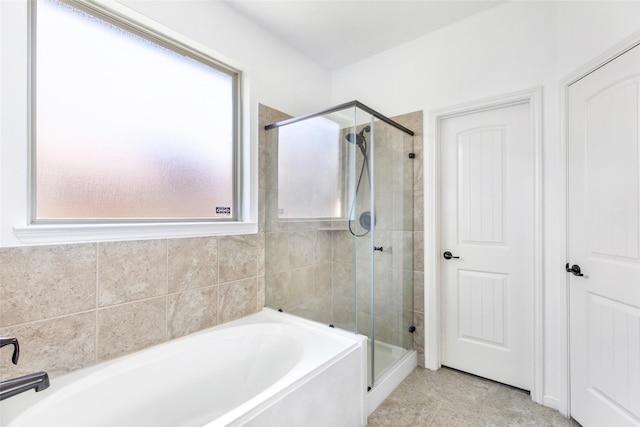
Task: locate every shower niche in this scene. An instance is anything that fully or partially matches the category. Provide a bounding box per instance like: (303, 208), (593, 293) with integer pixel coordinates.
(264, 101), (417, 404)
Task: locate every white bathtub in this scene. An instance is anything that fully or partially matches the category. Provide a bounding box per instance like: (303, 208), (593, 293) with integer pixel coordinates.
(0, 309), (367, 427)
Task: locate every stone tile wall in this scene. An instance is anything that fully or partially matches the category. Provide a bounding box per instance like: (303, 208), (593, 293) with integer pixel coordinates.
(0, 235), (262, 379)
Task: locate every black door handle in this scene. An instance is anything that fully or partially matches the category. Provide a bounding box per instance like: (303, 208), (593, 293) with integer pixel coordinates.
(565, 263), (584, 277)
(443, 251), (459, 260)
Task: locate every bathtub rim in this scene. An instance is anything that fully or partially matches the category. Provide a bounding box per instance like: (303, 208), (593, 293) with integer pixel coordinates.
(212, 308), (367, 426)
(0, 308), (367, 427)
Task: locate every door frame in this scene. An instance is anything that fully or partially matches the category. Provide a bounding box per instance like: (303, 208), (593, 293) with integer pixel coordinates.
(559, 30), (640, 419)
(425, 87), (544, 404)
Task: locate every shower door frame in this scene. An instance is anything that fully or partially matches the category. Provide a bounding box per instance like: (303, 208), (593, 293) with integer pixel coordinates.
(265, 101), (414, 137)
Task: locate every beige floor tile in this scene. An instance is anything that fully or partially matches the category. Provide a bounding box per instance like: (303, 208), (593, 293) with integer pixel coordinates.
(368, 367), (579, 427)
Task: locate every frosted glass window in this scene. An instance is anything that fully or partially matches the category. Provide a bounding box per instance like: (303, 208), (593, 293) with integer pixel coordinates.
(34, 0), (238, 221)
(277, 118), (343, 220)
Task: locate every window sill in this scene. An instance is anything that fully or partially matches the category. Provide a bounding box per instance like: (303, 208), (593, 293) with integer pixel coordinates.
(13, 221), (258, 246)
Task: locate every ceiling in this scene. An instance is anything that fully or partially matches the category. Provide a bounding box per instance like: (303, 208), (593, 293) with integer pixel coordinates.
(224, 0), (506, 70)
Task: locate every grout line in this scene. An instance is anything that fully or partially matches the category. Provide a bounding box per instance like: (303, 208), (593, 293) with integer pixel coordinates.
(95, 242), (100, 310)
(2, 284), (215, 332)
(165, 238), (169, 341)
(257, 233), (261, 311)
(216, 236), (220, 325)
(2, 306), (100, 329)
(95, 242), (100, 363)
(97, 294), (168, 311)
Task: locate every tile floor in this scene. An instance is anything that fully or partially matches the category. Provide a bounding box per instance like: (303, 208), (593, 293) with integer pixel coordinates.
(367, 367), (583, 427)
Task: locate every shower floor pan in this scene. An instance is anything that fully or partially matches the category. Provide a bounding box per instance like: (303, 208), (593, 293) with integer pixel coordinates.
(366, 339), (417, 416)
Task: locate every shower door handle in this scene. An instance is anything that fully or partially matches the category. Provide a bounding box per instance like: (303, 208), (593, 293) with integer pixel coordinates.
(443, 251), (459, 260)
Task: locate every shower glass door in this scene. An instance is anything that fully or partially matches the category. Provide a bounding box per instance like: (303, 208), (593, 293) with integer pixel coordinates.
(349, 111), (376, 389)
(370, 120), (414, 386)
(263, 101), (414, 392)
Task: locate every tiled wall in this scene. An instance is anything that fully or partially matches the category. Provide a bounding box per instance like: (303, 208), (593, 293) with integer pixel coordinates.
(0, 235), (262, 378)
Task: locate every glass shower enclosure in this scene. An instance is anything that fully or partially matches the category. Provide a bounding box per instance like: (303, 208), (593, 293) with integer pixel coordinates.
(264, 101), (415, 391)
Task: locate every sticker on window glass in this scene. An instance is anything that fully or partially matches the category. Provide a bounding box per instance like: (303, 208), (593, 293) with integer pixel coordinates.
(216, 207), (231, 216)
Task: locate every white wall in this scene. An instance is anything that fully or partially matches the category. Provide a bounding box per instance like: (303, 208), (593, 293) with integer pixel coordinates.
(331, 1), (557, 115)
(330, 0), (640, 413)
(117, 0), (331, 117)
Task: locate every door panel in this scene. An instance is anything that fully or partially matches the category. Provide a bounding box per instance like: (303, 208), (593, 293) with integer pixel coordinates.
(458, 270), (507, 348)
(586, 80), (639, 260)
(458, 127), (505, 245)
(568, 43), (640, 426)
(441, 102), (533, 390)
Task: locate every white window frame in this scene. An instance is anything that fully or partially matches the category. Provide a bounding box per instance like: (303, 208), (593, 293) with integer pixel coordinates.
(0, 0), (254, 247)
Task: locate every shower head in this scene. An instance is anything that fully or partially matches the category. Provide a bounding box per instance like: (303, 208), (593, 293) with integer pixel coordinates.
(345, 133), (365, 146)
(345, 126), (371, 147)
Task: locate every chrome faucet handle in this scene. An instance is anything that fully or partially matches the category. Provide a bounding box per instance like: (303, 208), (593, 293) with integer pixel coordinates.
(0, 337), (20, 365)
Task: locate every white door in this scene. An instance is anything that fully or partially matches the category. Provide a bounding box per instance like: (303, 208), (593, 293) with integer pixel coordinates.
(440, 102), (533, 390)
(568, 43), (640, 426)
